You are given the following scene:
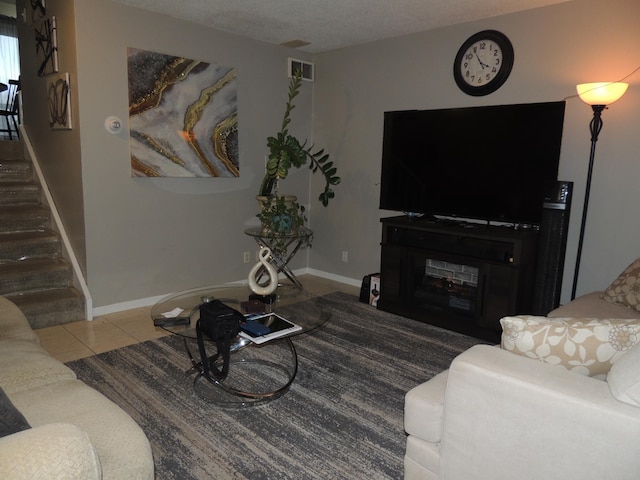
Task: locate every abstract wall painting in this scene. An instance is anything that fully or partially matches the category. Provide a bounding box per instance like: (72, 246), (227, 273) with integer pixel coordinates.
(47, 72), (72, 130)
(35, 16), (58, 77)
(127, 47), (239, 177)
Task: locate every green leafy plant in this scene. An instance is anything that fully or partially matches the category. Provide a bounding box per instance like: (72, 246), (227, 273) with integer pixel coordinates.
(259, 70), (340, 207)
(256, 195), (310, 254)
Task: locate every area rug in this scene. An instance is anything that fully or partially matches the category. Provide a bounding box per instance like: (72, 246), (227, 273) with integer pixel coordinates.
(67, 292), (485, 480)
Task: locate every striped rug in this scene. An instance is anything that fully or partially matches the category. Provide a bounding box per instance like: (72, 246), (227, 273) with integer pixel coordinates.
(67, 291), (484, 480)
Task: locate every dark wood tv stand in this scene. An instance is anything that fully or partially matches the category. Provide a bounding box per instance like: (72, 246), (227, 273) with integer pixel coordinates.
(378, 216), (539, 342)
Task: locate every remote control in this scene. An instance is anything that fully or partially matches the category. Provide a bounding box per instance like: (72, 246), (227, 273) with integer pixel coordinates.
(153, 317), (190, 327)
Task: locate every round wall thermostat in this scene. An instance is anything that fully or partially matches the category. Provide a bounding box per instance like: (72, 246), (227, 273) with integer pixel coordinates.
(104, 116), (123, 134)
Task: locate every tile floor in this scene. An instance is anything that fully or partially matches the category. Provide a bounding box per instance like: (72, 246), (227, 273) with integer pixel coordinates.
(35, 275), (359, 363)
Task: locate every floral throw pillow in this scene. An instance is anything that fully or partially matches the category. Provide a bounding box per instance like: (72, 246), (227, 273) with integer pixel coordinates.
(601, 258), (640, 312)
(607, 342), (640, 407)
(500, 316), (640, 378)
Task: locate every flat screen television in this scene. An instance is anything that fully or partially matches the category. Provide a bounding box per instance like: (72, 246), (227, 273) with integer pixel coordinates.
(379, 101), (566, 225)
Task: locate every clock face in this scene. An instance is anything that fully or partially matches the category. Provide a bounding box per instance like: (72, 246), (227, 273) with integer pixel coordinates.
(454, 30), (514, 96)
(460, 41), (503, 86)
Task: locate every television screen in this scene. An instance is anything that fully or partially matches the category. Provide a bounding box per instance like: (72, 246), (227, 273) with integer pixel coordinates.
(379, 101), (566, 225)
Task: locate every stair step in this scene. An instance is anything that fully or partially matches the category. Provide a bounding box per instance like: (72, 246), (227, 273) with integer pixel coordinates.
(0, 140), (85, 328)
(7, 287), (85, 328)
(0, 204), (51, 232)
(0, 230), (61, 262)
(0, 160), (33, 182)
(0, 141), (25, 160)
(0, 258), (73, 295)
(0, 182), (41, 205)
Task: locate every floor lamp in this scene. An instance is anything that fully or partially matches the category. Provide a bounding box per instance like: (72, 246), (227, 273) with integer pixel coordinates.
(571, 82), (629, 300)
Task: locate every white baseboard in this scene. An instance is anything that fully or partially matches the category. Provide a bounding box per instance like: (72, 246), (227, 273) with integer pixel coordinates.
(303, 268), (361, 287)
(92, 269), (361, 317)
(92, 294), (170, 316)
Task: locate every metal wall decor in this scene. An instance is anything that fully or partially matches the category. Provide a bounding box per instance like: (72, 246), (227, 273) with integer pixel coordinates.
(47, 72), (72, 130)
(30, 0), (46, 24)
(34, 16), (58, 77)
(127, 48), (239, 177)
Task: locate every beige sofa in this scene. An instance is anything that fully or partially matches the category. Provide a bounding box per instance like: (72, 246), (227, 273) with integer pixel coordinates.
(0, 296), (154, 480)
(404, 291), (640, 480)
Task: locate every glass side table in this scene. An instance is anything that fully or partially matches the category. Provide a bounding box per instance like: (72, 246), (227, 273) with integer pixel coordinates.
(244, 226), (313, 289)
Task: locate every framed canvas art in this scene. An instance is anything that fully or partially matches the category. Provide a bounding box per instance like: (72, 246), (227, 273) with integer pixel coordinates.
(127, 48), (239, 177)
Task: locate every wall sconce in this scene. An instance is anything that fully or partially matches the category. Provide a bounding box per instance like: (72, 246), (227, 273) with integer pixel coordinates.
(571, 82), (629, 300)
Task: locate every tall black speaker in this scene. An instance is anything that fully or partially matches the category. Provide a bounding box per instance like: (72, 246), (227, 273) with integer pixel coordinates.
(532, 181), (573, 315)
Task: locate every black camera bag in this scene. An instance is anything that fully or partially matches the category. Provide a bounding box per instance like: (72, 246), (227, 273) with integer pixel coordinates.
(196, 300), (242, 379)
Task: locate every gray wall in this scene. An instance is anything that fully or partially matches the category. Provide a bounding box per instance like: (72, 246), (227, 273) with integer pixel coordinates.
(18, 0), (314, 307)
(311, 0), (640, 305)
(74, 0), (315, 307)
(16, 0), (640, 310)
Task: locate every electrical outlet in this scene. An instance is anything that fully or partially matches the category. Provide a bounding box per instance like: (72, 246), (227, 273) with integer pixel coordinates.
(341, 251), (348, 262)
(243, 251), (251, 264)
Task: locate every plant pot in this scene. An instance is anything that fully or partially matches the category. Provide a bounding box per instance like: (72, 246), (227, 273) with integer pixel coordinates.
(256, 195), (299, 235)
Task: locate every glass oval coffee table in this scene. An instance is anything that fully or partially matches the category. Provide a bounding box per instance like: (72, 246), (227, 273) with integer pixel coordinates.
(151, 283), (329, 407)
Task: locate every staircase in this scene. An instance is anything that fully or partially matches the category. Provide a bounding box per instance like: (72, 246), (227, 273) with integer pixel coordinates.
(0, 140), (85, 328)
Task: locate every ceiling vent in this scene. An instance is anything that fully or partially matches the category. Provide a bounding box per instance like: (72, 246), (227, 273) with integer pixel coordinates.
(288, 58), (314, 82)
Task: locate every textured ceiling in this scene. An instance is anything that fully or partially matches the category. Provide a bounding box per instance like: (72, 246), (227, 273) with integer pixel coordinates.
(111, 0), (572, 53)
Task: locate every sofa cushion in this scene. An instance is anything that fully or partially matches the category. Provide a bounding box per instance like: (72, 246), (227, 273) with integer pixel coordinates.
(405, 435), (440, 480)
(404, 370), (449, 442)
(0, 386), (30, 438)
(0, 423), (102, 480)
(601, 258), (640, 312)
(0, 340), (77, 394)
(11, 379), (154, 480)
(500, 316), (640, 378)
(548, 291), (639, 319)
(0, 296), (39, 344)
(607, 341), (640, 407)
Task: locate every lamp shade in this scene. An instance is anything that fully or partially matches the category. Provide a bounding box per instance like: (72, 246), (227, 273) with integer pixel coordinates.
(576, 82), (628, 106)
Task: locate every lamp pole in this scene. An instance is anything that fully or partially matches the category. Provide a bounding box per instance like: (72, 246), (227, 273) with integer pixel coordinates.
(570, 104), (605, 300)
(570, 81), (628, 300)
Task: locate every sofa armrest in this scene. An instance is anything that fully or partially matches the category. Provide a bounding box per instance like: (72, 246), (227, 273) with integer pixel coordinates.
(438, 344), (640, 480)
(0, 423), (102, 480)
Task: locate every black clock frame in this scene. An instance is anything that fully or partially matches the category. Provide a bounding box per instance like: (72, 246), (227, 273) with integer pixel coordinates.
(453, 30), (514, 96)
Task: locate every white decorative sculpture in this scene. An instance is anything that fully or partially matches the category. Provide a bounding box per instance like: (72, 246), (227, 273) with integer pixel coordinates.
(248, 247), (279, 296)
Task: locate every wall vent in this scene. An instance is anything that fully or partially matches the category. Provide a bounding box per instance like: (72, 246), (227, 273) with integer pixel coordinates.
(288, 58), (314, 82)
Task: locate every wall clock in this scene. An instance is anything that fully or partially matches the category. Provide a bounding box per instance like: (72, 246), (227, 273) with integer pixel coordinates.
(453, 30), (514, 96)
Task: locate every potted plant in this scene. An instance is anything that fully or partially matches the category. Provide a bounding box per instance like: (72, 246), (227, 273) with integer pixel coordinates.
(256, 195), (310, 253)
(258, 70), (340, 210)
